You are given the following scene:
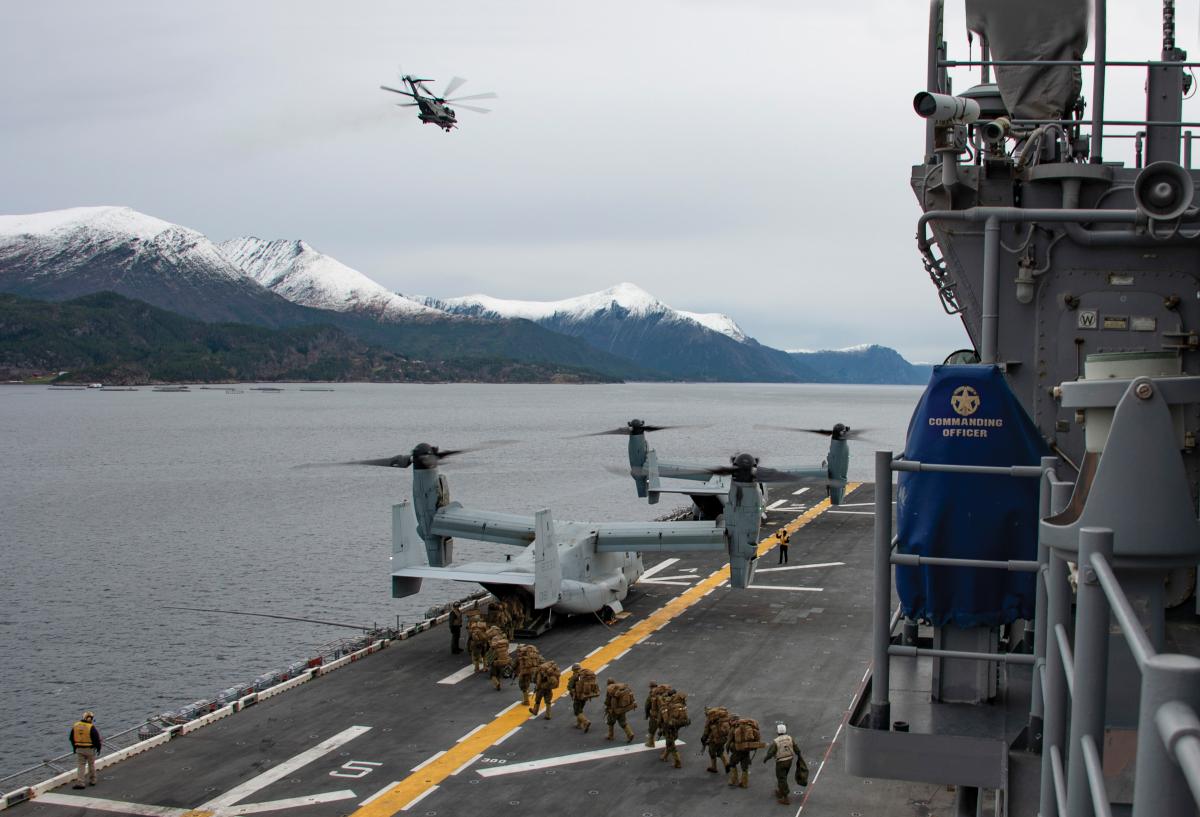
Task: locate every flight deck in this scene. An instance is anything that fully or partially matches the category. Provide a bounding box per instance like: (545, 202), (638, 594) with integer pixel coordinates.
(9, 484), (948, 817)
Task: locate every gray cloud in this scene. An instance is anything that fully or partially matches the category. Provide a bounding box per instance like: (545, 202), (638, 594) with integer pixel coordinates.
(2, 0), (1194, 362)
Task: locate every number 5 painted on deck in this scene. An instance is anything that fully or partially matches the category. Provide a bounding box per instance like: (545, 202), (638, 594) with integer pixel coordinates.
(330, 760), (382, 778)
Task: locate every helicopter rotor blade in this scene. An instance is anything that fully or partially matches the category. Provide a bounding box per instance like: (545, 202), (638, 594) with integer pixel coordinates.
(446, 91), (498, 102)
(380, 85), (418, 98)
(395, 103), (419, 108)
(755, 467), (847, 487)
(453, 104), (491, 114)
(442, 76), (468, 98)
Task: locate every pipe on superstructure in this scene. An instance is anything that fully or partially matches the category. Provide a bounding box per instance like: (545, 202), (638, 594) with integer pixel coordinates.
(1090, 0), (1107, 163)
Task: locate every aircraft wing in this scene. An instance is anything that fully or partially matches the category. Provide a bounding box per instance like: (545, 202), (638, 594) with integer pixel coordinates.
(391, 562), (535, 587)
(654, 460), (723, 482)
(430, 506), (536, 546)
(591, 521), (726, 553)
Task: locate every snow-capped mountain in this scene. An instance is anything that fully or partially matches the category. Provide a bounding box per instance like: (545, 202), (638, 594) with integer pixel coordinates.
(218, 237), (443, 322)
(423, 283), (806, 382)
(787, 344), (933, 385)
(426, 283), (747, 342)
(0, 206), (312, 326)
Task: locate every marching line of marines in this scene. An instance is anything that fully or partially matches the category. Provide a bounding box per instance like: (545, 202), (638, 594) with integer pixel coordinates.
(448, 599), (809, 807)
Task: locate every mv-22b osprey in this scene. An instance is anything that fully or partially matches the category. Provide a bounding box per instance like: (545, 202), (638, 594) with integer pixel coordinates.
(368, 437), (847, 631)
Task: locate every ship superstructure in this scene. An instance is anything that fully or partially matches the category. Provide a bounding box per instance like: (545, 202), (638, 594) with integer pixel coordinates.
(847, 2), (1200, 816)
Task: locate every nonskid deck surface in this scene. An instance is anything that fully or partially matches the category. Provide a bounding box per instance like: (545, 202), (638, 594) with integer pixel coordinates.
(18, 483), (938, 817)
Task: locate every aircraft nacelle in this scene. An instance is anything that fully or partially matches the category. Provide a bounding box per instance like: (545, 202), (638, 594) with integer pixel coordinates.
(627, 433), (650, 499)
(724, 480), (764, 588)
(411, 466), (453, 566)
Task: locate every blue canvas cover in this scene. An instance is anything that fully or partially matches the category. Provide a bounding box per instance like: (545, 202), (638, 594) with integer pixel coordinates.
(895, 365), (1048, 628)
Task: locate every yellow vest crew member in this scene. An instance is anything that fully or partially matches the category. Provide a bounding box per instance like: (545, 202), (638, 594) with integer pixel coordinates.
(69, 711), (101, 789)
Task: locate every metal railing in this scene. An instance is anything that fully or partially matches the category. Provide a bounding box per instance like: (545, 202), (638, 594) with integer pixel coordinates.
(868, 450), (1048, 730)
(1036, 527), (1200, 817)
(867, 447), (1200, 817)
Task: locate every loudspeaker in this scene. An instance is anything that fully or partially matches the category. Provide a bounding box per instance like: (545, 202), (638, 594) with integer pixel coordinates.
(1134, 161), (1195, 221)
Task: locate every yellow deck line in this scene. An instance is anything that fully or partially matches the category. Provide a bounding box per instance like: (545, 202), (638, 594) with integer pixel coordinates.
(352, 483), (861, 817)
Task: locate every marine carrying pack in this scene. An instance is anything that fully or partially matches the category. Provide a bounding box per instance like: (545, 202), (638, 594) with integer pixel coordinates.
(515, 644), (541, 675)
(489, 635), (510, 665)
(732, 718), (765, 750)
(537, 661), (560, 689)
(609, 682), (636, 715)
(573, 667), (600, 700)
(661, 692), (690, 729)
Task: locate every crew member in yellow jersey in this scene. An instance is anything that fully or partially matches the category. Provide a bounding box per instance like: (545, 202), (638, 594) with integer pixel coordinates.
(69, 711), (102, 788)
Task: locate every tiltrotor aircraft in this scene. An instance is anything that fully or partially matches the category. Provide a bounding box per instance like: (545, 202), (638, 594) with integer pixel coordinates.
(379, 74), (496, 131)
(593, 419), (854, 519)
(346, 441), (831, 633)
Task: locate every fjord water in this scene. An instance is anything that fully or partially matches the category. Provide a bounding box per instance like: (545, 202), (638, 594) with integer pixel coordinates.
(0, 382), (921, 778)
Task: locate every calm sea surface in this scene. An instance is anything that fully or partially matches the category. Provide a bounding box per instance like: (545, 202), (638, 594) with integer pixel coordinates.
(0, 382), (921, 777)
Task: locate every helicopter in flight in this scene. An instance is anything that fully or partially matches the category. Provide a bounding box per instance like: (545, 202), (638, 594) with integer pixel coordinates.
(379, 74), (496, 131)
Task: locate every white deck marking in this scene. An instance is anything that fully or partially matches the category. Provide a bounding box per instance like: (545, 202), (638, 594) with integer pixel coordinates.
(679, 567), (699, 573)
(836, 501), (891, 507)
(360, 782), (403, 807)
(637, 579), (692, 586)
(437, 664), (478, 685)
(745, 584), (824, 592)
(410, 749), (446, 771)
(755, 562), (845, 573)
(766, 499), (789, 511)
(494, 725), (522, 745)
(456, 724), (485, 742)
(476, 740), (686, 777)
(638, 558), (680, 580)
(450, 753), (482, 776)
(791, 487), (810, 496)
(200, 725), (371, 811)
(34, 794), (191, 816)
(827, 510), (875, 515)
(438, 644), (517, 684)
(399, 785), (439, 812)
(595, 663), (609, 674)
(230, 790), (357, 815)
(495, 701), (521, 717)
(613, 647), (631, 661)
(584, 646), (602, 657)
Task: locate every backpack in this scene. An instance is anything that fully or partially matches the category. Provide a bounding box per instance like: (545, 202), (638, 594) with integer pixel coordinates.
(489, 636), (510, 665)
(662, 693), (690, 729)
(732, 718), (765, 750)
(537, 661), (560, 689)
(705, 706), (729, 725)
(609, 683), (636, 715)
(650, 686), (673, 720)
(573, 668), (600, 700)
(515, 644), (541, 674)
(712, 716), (733, 745)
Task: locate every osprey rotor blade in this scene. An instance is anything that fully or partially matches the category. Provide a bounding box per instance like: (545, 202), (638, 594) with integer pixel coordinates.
(446, 91), (498, 102)
(292, 453), (413, 469)
(752, 423), (877, 443)
(442, 75), (468, 98)
(572, 422), (706, 438)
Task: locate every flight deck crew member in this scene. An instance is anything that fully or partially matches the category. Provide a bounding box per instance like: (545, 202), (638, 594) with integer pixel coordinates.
(449, 603), (463, 654)
(776, 529), (790, 564)
(763, 723), (807, 805)
(69, 712), (101, 788)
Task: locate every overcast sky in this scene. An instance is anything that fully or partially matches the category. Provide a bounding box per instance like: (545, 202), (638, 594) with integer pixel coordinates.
(2, 1), (1195, 362)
